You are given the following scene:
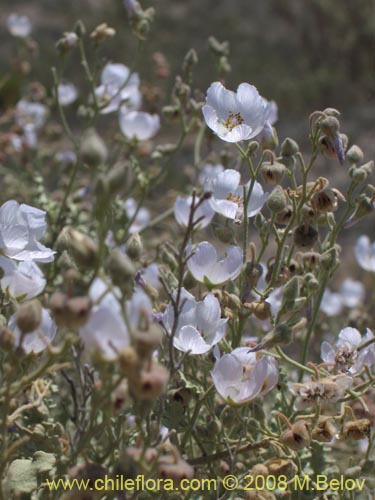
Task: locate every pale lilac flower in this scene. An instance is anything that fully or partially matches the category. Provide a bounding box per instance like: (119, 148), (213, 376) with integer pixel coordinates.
(187, 241), (242, 287)
(202, 82), (270, 143)
(321, 327), (375, 374)
(0, 201), (55, 262)
(289, 375), (353, 411)
(7, 308), (56, 354)
(174, 196), (214, 229)
(141, 263), (160, 289)
(95, 63), (141, 114)
(124, 198), (150, 234)
(55, 150), (77, 165)
(163, 288), (227, 355)
(355, 235), (375, 272)
(119, 109), (160, 141)
(211, 347), (278, 404)
(80, 278), (153, 359)
(16, 100), (47, 131)
(0, 257), (45, 300)
(123, 0), (140, 16)
(204, 169), (268, 222)
(198, 163), (224, 186)
(56, 82), (78, 106)
(321, 289), (343, 317)
(339, 279), (365, 308)
(10, 124), (37, 151)
(6, 14), (32, 38)
(256, 100), (278, 145)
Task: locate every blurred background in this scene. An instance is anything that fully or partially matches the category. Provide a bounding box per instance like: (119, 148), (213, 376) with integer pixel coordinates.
(0, 0), (374, 274)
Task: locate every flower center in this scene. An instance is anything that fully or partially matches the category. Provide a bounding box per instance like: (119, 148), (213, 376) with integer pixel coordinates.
(224, 111), (244, 131)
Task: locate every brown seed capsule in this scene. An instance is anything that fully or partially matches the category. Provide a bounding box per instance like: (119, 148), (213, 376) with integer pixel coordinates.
(251, 464), (269, 478)
(250, 300), (271, 320)
(340, 419), (371, 440)
(65, 297), (92, 328)
(118, 347), (140, 376)
(0, 328), (15, 351)
(111, 379), (129, 412)
(312, 416), (337, 442)
(264, 457), (297, 479)
(130, 362), (169, 400)
(16, 299), (42, 334)
(133, 323), (163, 359)
(281, 421), (311, 450)
(311, 189), (337, 212)
(260, 161), (286, 184)
(90, 23), (116, 41)
(293, 224), (318, 249)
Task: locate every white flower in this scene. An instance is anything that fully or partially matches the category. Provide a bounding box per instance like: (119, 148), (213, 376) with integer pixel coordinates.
(56, 82), (78, 106)
(355, 235), (375, 272)
(163, 288), (227, 355)
(202, 82), (270, 143)
(0, 257), (45, 300)
(198, 163), (224, 186)
(256, 100), (278, 145)
(80, 278), (153, 359)
(6, 14), (32, 38)
(174, 196), (214, 229)
(10, 124), (37, 151)
(0, 201), (55, 262)
(95, 63), (141, 114)
(204, 169), (268, 222)
(16, 100), (47, 131)
(211, 347), (278, 404)
(7, 308), (56, 354)
(320, 289), (343, 317)
(187, 241), (242, 286)
(124, 198), (150, 234)
(321, 327), (375, 374)
(321, 279), (365, 316)
(289, 375), (353, 411)
(119, 109), (160, 141)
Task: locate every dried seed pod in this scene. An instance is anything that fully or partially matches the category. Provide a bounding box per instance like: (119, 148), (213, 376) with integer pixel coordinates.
(250, 300), (271, 320)
(311, 189), (337, 212)
(260, 161), (286, 184)
(129, 362), (169, 400)
(264, 457), (297, 478)
(340, 419), (371, 440)
(281, 421), (311, 450)
(293, 224), (318, 249)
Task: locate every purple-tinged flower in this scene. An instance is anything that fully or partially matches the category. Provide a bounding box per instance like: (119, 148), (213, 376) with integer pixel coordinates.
(124, 198), (150, 234)
(187, 241), (242, 287)
(0, 257), (45, 300)
(198, 163), (224, 186)
(355, 235), (375, 272)
(204, 169), (268, 222)
(211, 347), (278, 404)
(163, 288), (227, 355)
(56, 82), (78, 106)
(6, 14), (32, 38)
(174, 196), (214, 229)
(321, 327), (375, 374)
(119, 109), (160, 141)
(202, 82), (270, 143)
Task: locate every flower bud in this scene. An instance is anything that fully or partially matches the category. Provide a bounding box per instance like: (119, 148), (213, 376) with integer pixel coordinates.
(260, 125), (278, 151)
(133, 324), (163, 359)
(16, 299), (42, 334)
(208, 36), (230, 56)
(74, 20), (86, 37)
(320, 116), (340, 135)
(106, 164), (130, 195)
(56, 227), (98, 268)
(260, 161), (286, 184)
(323, 107), (340, 118)
(90, 23), (116, 42)
(126, 233), (143, 260)
(243, 262), (263, 290)
(80, 128), (108, 168)
(248, 300), (271, 320)
(106, 249), (136, 286)
(281, 138), (299, 156)
(311, 416), (337, 442)
(182, 48), (198, 81)
(340, 419), (371, 440)
(346, 145), (364, 165)
(281, 421), (311, 450)
(56, 32), (79, 53)
(0, 328), (16, 351)
(293, 224), (318, 249)
(161, 247), (178, 271)
(267, 186), (288, 213)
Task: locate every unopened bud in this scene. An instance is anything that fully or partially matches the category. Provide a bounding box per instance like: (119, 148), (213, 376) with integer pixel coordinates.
(16, 299), (42, 334)
(0, 328), (15, 351)
(106, 249), (136, 286)
(57, 227), (98, 268)
(90, 23), (116, 42)
(346, 145), (364, 165)
(126, 233), (143, 260)
(267, 186), (288, 213)
(56, 32), (79, 53)
(281, 138), (299, 156)
(80, 128), (108, 167)
(320, 116), (340, 135)
(74, 20), (86, 37)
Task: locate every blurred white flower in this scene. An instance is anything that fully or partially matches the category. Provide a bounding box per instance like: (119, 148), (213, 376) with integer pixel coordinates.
(202, 82), (270, 143)
(204, 169), (268, 222)
(174, 196), (214, 229)
(211, 347), (278, 404)
(321, 327), (375, 374)
(16, 100), (47, 131)
(10, 124), (37, 151)
(80, 278), (153, 359)
(55, 150), (77, 165)
(320, 289), (343, 317)
(163, 288), (227, 355)
(124, 198), (150, 234)
(289, 375), (353, 411)
(321, 279), (365, 317)
(0, 257), (45, 300)
(6, 14), (32, 38)
(123, 0), (139, 16)
(7, 308), (56, 354)
(256, 100), (278, 146)
(96, 63), (141, 114)
(355, 235), (375, 272)
(187, 241), (242, 286)
(56, 82), (78, 106)
(198, 163), (224, 186)
(119, 109), (160, 141)
(0, 201), (55, 262)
